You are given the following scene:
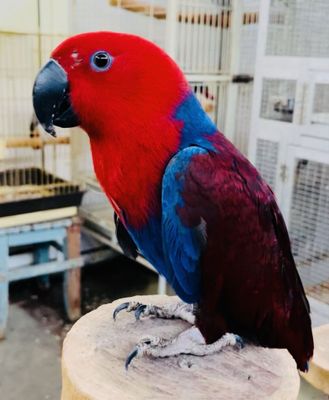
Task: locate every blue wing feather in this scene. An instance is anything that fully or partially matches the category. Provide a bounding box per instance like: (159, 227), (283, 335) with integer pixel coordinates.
(162, 146), (209, 302)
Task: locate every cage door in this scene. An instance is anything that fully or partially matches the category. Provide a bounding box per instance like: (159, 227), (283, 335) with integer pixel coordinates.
(279, 146), (329, 299)
(301, 71), (329, 146)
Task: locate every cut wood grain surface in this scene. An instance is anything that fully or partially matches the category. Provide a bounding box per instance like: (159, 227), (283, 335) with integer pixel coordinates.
(61, 295), (300, 400)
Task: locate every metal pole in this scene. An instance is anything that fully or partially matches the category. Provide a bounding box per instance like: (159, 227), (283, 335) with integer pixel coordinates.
(224, 0), (242, 142)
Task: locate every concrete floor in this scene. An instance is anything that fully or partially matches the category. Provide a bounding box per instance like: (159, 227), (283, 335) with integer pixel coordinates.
(0, 305), (61, 400)
(0, 258), (328, 400)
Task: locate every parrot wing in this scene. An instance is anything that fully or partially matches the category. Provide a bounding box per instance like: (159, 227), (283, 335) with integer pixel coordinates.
(161, 140), (312, 369)
(161, 146), (209, 302)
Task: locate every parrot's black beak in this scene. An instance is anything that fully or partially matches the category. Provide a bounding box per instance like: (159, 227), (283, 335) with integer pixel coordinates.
(33, 59), (79, 137)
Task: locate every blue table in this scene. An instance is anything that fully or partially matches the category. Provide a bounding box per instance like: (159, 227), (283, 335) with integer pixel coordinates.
(0, 214), (82, 338)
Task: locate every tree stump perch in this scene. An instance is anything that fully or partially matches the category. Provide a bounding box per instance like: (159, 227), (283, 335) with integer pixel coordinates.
(61, 295), (300, 400)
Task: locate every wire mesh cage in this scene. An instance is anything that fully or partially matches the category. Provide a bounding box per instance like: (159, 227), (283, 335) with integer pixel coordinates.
(239, 0), (259, 76)
(266, 0), (329, 58)
(0, 32), (83, 217)
(251, 0), (329, 307)
(230, 0), (259, 155)
(191, 80), (228, 131)
(254, 141), (329, 306)
(175, 0), (232, 74)
(232, 81), (254, 155)
(290, 159), (329, 304)
(311, 83), (329, 125)
(260, 78), (296, 122)
(254, 138), (279, 189)
(105, 0), (233, 74)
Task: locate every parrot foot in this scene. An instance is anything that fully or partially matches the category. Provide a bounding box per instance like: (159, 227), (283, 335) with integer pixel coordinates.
(125, 326), (244, 369)
(113, 301), (195, 324)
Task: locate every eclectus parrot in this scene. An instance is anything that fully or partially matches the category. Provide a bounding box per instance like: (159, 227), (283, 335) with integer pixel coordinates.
(33, 32), (313, 371)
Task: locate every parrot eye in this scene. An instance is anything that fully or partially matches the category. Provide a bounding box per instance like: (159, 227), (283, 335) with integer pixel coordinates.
(90, 51), (113, 72)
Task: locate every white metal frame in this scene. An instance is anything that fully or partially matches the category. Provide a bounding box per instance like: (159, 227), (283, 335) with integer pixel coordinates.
(249, 0), (329, 208)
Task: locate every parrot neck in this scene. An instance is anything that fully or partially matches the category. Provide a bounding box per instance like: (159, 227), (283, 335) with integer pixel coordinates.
(89, 117), (181, 229)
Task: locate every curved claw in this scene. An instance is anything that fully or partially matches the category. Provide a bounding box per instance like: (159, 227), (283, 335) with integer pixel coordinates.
(135, 304), (147, 321)
(125, 347), (139, 370)
(113, 302), (130, 321)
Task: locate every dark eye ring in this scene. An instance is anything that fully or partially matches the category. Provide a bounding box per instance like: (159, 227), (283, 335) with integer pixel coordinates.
(90, 51), (113, 72)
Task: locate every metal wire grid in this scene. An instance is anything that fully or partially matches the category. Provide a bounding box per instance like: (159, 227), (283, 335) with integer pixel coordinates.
(290, 159), (329, 303)
(175, 0), (232, 74)
(0, 32), (78, 204)
(230, 1), (259, 155)
(232, 82), (253, 155)
(238, 0), (259, 75)
(106, 0), (167, 48)
(260, 78), (296, 123)
(312, 84), (329, 125)
(255, 138), (279, 189)
(106, 0), (232, 74)
(191, 80), (228, 131)
(266, 0), (329, 58)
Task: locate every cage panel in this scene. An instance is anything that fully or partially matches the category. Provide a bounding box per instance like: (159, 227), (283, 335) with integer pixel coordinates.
(289, 158), (329, 303)
(266, 0), (329, 58)
(103, 0), (233, 74)
(232, 82), (253, 155)
(239, 0), (259, 75)
(190, 80), (228, 132)
(260, 78), (296, 123)
(311, 83), (329, 126)
(255, 138), (279, 189)
(176, 0), (232, 74)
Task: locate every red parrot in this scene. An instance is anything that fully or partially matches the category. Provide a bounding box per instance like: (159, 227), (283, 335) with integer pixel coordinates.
(32, 31), (313, 371)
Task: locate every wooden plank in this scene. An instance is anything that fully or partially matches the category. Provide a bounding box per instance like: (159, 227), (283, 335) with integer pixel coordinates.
(8, 226), (66, 247)
(0, 135), (69, 150)
(61, 295), (300, 400)
(63, 219), (82, 322)
(0, 207), (77, 229)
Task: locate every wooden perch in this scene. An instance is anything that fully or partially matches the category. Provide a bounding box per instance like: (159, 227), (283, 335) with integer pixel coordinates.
(300, 324), (329, 394)
(109, 0), (258, 27)
(109, 0), (166, 19)
(0, 136), (70, 149)
(62, 295), (300, 400)
(109, 0), (232, 27)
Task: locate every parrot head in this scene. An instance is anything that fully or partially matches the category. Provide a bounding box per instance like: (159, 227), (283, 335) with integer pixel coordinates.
(33, 31), (188, 138)
(32, 31), (194, 227)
